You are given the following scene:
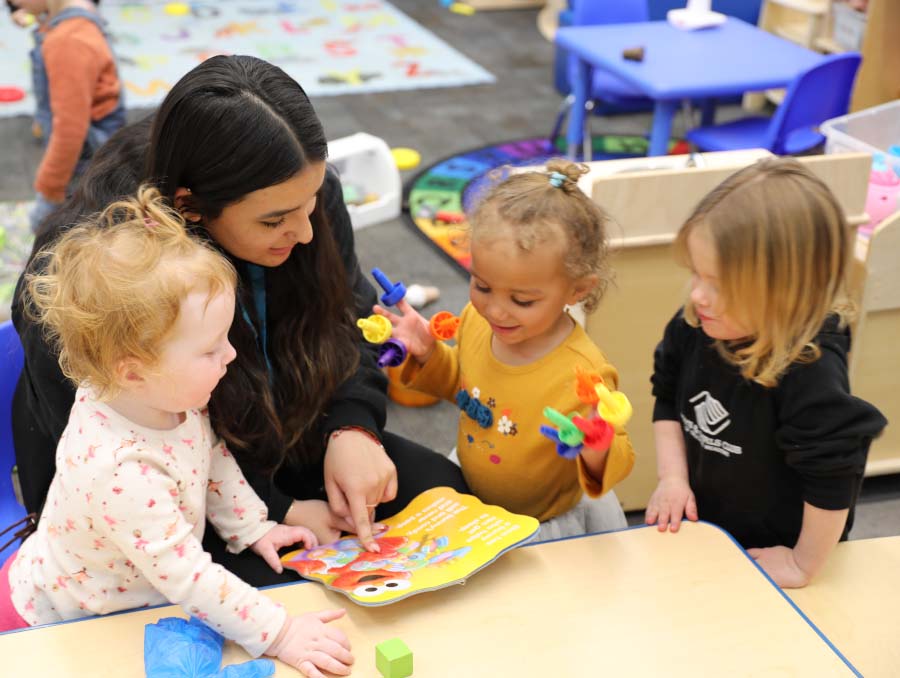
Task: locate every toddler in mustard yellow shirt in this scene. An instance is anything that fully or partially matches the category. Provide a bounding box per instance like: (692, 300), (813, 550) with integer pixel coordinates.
(376, 160), (635, 540)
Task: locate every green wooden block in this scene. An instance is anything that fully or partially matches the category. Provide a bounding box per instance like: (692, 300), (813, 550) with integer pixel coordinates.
(375, 637), (413, 678)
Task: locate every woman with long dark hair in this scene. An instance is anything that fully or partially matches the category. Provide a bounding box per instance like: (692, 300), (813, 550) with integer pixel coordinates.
(12, 55), (468, 585)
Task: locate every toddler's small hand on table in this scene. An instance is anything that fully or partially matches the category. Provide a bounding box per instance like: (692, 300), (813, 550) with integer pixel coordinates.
(746, 545), (811, 589)
(267, 610), (353, 678)
(644, 477), (698, 533)
(252, 525), (318, 574)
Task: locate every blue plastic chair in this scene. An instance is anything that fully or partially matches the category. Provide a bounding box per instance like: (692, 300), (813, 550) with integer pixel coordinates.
(686, 53), (862, 155)
(0, 320), (27, 562)
(550, 0), (654, 151)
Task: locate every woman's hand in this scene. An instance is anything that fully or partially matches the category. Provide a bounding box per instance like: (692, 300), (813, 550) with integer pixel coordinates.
(284, 499), (356, 546)
(644, 476), (698, 533)
(746, 546), (811, 589)
(373, 298), (436, 364)
(251, 525), (318, 574)
(324, 429), (397, 552)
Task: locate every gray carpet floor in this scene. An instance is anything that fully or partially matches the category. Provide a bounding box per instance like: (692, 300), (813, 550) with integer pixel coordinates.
(1, 1), (895, 537)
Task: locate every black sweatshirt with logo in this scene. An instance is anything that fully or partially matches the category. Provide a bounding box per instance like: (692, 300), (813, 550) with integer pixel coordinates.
(651, 309), (887, 549)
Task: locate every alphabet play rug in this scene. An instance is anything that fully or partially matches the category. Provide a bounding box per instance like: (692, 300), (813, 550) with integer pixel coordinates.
(0, 0), (494, 118)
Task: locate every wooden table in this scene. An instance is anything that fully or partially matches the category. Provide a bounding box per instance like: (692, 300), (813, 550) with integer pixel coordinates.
(0, 522), (861, 676)
(787, 535), (900, 678)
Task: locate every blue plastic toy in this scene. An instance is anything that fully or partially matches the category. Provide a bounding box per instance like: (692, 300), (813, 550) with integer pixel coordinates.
(539, 425), (583, 460)
(372, 268), (407, 306)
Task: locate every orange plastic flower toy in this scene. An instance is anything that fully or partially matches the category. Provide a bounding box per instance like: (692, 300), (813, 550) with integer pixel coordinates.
(594, 383), (633, 429)
(572, 415), (614, 451)
(357, 314), (393, 344)
(429, 311), (460, 341)
(574, 367), (603, 405)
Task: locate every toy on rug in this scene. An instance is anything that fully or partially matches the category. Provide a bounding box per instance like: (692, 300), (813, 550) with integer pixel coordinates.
(390, 147), (421, 171)
(540, 367), (633, 459)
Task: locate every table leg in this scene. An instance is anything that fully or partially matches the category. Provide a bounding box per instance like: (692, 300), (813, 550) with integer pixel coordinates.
(649, 100), (677, 157)
(566, 58), (590, 160)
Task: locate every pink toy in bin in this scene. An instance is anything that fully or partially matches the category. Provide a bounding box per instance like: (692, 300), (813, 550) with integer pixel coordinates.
(862, 166), (900, 238)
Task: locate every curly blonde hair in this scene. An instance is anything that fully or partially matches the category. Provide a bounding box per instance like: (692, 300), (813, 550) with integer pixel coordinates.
(675, 158), (853, 387)
(26, 185), (237, 399)
(468, 158), (611, 312)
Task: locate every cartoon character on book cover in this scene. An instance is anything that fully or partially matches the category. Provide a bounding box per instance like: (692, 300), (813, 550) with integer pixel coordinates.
(280, 487), (539, 605)
(284, 534), (472, 602)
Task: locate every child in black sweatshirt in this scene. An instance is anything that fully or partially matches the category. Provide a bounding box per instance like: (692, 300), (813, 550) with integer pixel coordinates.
(645, 158), (886, 589)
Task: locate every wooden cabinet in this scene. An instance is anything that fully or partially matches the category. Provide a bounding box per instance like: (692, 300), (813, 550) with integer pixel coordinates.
(750, 0), (900, 112)
(759, 0), (830, 48)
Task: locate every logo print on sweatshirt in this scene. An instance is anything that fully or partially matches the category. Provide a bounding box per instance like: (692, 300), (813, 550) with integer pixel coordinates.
(689, 391), (731, 435)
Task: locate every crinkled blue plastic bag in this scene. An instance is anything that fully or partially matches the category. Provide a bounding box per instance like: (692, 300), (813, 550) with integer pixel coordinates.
(144, 616), (275, 678)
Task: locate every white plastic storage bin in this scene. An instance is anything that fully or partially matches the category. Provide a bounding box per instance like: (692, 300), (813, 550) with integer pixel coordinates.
(821, 100), (900, 172)
(327, 132), (400, 230)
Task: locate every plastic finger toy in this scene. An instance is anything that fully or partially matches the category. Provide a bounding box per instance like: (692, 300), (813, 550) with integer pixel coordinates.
(372, 268), (406, 306)
(357, 314), (393, 343)
(539, 425), (583, 460)
(429, 311), (460, 340)
(572, 415), (614, 451)
(595, 383), (633, 429)
(377, 338), (408, 368)
(542, 407), (584, 447)
(574, 367), (603, 405)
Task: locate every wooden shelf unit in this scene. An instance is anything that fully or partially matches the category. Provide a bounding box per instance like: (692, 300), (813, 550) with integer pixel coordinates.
(747, 0), (899, 113)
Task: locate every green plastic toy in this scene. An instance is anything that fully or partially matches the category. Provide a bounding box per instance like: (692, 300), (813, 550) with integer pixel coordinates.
(375, 638), (413, 678)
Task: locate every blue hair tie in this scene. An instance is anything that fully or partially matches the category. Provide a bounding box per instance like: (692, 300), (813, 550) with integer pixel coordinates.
(549, 171), (566, 188)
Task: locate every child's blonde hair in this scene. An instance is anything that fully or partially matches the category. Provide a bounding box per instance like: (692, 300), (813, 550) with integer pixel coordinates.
(675, 158), (853, 387)
(469, 159), (611, 312)
(27, 185), (237, 399)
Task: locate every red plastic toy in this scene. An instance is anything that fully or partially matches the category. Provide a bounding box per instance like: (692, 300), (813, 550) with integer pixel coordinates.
(572, 415), (614, 451)
(434, 211), (466, 225)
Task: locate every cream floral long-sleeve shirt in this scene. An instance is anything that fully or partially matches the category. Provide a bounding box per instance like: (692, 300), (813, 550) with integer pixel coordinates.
(9, 388), (286, 657)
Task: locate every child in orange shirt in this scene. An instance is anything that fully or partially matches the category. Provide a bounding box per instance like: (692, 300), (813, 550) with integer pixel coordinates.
(12, 0), (124, 231)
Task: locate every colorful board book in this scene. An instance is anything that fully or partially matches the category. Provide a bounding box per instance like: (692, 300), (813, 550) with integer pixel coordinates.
(280, 487), (539, 606)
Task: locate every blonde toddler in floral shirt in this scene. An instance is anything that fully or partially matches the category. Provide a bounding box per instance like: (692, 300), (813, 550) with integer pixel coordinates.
(0, 187), (353, 678)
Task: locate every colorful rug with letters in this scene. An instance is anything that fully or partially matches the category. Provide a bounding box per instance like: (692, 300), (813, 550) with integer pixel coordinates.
(0, 0), (494, 118)
(404, 134), (689, 274)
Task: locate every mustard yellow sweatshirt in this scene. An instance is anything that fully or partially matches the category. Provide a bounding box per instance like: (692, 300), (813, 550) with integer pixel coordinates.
(402, 303), (634, 522)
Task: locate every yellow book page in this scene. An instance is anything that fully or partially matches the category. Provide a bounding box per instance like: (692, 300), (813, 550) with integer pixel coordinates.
(280, 487), (539, 606)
